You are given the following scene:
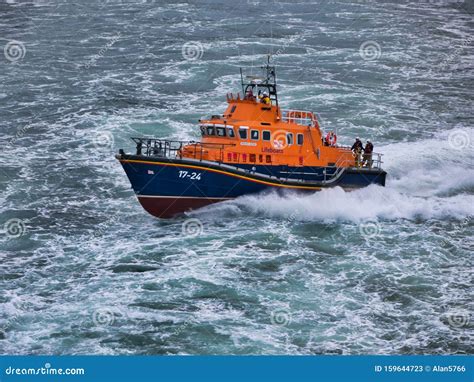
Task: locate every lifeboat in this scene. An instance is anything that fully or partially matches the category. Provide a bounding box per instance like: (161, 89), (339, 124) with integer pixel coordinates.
(116, 58), (386, 218)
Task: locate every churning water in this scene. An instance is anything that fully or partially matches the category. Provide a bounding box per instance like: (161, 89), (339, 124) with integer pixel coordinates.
(0, 0), (472, 354)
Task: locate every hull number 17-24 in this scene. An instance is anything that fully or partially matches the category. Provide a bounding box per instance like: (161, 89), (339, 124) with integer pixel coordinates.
(178, 170), (202, 180)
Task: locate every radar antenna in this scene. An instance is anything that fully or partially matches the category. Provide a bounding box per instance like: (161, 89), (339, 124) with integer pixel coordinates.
(239, 56), (278, 107)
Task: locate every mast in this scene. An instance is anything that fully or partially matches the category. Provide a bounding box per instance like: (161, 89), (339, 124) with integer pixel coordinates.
(261, 54), (278, 108)
(239, 56), (279, 108)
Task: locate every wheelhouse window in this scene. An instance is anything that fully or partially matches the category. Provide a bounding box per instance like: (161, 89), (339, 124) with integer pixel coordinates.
(250, 130), (259, 140)
(286, 132), (294, 145)
(216, 127), (226, 137)
(227, 127), (235, 138)
(262, 130), (271, 141)
(200, 126), (206, 136)
(297, 133), (304, 145)
(206, 126), (215, 136)
(238, 127), (248, 139)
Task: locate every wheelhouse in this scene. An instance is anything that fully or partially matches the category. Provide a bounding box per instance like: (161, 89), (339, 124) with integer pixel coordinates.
(173, 58), (382, 169)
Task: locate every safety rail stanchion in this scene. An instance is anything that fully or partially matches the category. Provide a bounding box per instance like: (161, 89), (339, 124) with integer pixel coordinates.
(130, 138), (236, 162)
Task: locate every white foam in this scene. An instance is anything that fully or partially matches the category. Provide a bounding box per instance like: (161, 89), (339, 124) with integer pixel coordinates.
(229, 126), (474, 222)
(233, 186), (472, 223)
(382, 126), (474, 196)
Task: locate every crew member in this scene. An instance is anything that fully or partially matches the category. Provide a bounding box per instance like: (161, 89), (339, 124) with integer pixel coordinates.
(325, 131), (337, 147)
(259, 91), (271, 105)
(246, 87), (255, 100)
(324, 133), (329, 146)
(363, 139), (374, 168)
(351, 137), (364, 167)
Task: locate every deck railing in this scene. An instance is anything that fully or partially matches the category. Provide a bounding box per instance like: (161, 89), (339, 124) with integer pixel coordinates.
(131, 137), (235, 162)
(336, 151), (383, 170)
(281, 109), (318, 127)
(129, 138), (383, 180)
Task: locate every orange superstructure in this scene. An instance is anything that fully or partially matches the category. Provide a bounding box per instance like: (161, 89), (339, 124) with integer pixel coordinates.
(180, 61), (355, 169)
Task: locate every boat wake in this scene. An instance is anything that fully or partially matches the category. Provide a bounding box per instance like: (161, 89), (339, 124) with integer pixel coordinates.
(210, 127), (474, 222)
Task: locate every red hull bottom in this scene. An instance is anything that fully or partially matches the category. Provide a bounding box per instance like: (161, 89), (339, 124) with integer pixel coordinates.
(137, 196), (231, 218)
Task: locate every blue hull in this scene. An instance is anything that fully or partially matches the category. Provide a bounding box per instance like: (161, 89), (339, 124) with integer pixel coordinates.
(118, 155), (386, 217)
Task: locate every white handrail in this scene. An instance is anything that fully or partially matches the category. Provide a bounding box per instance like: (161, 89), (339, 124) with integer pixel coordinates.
(281, 109), (317, 127)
